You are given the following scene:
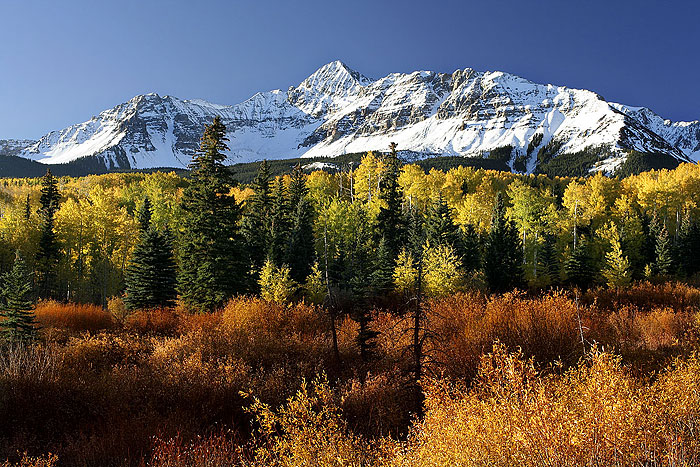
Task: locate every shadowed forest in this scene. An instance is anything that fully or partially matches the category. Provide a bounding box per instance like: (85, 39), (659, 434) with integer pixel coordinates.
(1, 117), (700, 466)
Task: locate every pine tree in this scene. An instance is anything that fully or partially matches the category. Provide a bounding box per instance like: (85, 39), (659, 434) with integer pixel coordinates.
(564, 239), (594, 289)
(369, 236), (395, 296)
(35, 169), (61, 299)
(483, 192), (523, 292)
(376, 143), (405, 261)
(460, 223), (481, 273)
(537, 234), (560, 287)
(268, 178), (292, 266)
(675, 213), (700, 278)
(177, 116), (247, 312)
(0, 253), (36, 342)
(425, 193), (461, 250)
(138, 197), (152, 231)
(285, 164), (315, 283)
(241, 160), (273, 275)
(654, 223), (674, 277)
(124, 201), (177, 310)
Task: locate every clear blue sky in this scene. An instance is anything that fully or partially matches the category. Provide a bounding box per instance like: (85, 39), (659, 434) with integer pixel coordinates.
(1, 0), (698, 140)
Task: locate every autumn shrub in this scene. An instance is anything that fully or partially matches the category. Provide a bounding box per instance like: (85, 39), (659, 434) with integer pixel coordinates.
(123, 307), (181, 335)
(0, 453), (58, 467)
(33, 300), (112, 333)
(246, 375), (378, 467)
(220, 297), (329, 368)
(392, 344), (700, 467)
(148, 432), (246, 467)
(340, 369), (412, 438)
(586, 281), (700, 313)
(427, 291), (582, 378)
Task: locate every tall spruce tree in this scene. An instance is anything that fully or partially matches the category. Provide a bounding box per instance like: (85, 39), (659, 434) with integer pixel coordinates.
(35, 169), (61, 299)
(483, 192), (523, 292)
(376, 143), (405, 260)
(0, 253), (36, 342)
(124, 200), (177, 310)
(286, 165), (315, 283)
(177, 116), (246, 312)
(268, 178), (292, 266)
(241, 160), (273, 275)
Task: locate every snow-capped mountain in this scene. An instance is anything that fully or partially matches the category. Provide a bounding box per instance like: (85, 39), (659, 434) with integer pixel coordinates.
(11, 60), (700, 172)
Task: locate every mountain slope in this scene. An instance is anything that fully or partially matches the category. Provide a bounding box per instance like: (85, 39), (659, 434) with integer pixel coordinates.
(11, 60), (700, 173)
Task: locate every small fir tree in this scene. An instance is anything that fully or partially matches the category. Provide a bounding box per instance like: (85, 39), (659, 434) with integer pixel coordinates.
(654, 223), (674, 277)
(268, 178), (292, 266)
(564, 239), (594, 289)
(425, 193), (461, 250)
(242, 160), (273, 275)
(0, 253), (36, 342)
(124, 201), (177, 310)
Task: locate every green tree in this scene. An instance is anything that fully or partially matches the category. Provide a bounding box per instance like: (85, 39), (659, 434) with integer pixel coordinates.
(376, 143), (406, 260)
(268, 178), (292, 266)
(35, 169), (61, 299)
(677, 214), (700, 277)
(285, 164), (316, 283)
(564, 238), (594, 289)
(241, 160), (273, 274)
(177, 116), (246, 312)
(0, 253), (36, 342)
(124, 202), (177, 310)
(536, 234), (560, 287)
(425, 193), (461, 250)
(138, 196), (152, 231)
(654, 222), (674, 277)
(483, 192), (523, 292)
(460, 223), (481, 273)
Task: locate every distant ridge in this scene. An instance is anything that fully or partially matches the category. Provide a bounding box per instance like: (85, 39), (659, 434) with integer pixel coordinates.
(3, 60), (698, 176)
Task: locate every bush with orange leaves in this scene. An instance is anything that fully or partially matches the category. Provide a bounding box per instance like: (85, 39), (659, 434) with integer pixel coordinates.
(391, 343), (700, 467)
(33, 300), (112, 333)
(220, 297), (331, 368)
(427, 291), (582, 378)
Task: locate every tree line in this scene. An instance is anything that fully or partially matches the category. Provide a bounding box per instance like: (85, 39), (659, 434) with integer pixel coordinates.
(1, 117), (700, 343)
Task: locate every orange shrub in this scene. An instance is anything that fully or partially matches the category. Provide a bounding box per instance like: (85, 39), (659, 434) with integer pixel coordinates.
(427, 291), (582, 378)
(220, 297), (329, 366)
(123, 307), (182, 334)
(33, 300), (113, 332)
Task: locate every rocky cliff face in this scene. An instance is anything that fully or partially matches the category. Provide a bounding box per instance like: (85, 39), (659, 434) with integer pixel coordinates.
(12, 60), (700, 172)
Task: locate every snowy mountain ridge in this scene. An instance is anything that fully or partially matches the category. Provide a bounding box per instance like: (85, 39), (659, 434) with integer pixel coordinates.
(9, 60), (700, 173)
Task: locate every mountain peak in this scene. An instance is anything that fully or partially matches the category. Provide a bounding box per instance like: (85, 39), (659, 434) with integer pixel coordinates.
(289, 60), (372, 116)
